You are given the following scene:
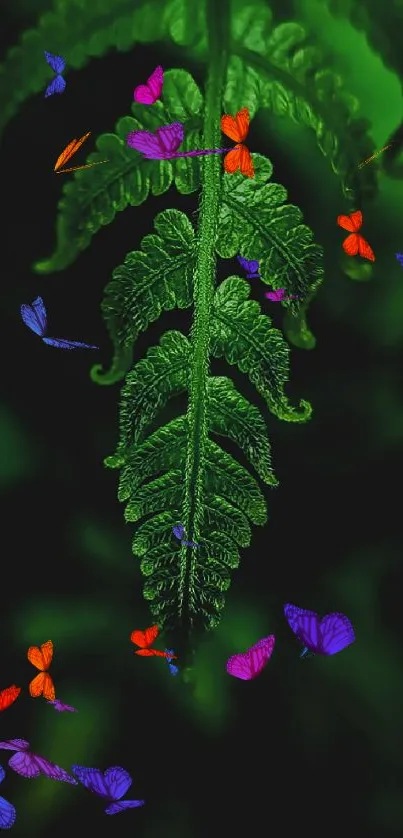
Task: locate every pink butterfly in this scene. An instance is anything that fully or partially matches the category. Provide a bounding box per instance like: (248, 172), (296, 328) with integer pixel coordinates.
(265, 289), (300, 302)
(126, 122), (227, 160)
(226, 635), (275, 680)
(133, 66), (163, 104)
(0, 739), (78, 783)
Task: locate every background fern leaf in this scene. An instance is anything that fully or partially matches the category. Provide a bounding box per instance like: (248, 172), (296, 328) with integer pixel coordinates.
(34, 70), (203, 274)
(91, 209), (195, 384)
(212, 276), (311, 421)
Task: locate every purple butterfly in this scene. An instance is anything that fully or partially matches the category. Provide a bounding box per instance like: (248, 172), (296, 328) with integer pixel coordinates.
(44, 51), (66, 97)
(0, 765), (16, 830)
(237, 255), (260, 279)
(396, 253), (403, 267)
(126, 122), (227, 160)
(71, 765), (145, 815)
(164, 649), (179, 676)
(47, 699), (77, 713)
(172, 524), (199, 548)
(265, 289), (300, 302)
(20, 297), (98, 350)
(0, 739), (77, 784)
(284, 604), (355, 656)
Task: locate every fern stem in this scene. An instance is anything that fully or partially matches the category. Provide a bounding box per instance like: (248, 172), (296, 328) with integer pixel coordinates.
(179, 0), (230, 632)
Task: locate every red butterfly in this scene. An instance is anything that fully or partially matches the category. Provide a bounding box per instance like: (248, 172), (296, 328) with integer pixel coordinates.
(337, 211), (375, 261)
(130, 625), (177, 658)
(221, 107), (254, 178)
(0, 685), (21, 712)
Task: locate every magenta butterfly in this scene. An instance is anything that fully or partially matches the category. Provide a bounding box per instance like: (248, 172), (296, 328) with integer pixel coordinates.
(284, 604), (355, 656)
(71, 765), (145, 815)
(127, 122), (227, 160)
(47, 699), (77, 713)
(226, 635), (275, 680)
(0, 739), (78, 783)
(133, 66), (163, 104)
(265, 289), (300, 302)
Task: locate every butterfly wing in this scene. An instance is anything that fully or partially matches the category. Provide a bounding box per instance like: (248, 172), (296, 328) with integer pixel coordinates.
(0, 741), (29, 752)
(71, 765), (111, 798)
(337, 211), (362, 232)
(155, 122), (184, 155)
(54, 133), (90, 171)
(396, 253), (403, 267)
(103, 766), (132, 800)
(30, 754), (77, 784)
(238, 144), (254, 178)
(265, 290), (284, 301)
(130, 625), (159, 649)
(8, 751), (40, 779)
(105, 799), (145, 815)
(0, 795), (16, 830)
(44, 75), (66, 97)
(29, 672), (55, 701)
(172, 524), (185, 540)
(126, 129), (166, 158)
(27, 640), (53, 672)
(221, 107), (250, 142)
(357, 235), (375, 262)
(21, 297), (47, 336)
(134, 65), (163, 104)
(319, 613), (355, 655)
(227, 638), (275, 681)
(0, 686), (21, 712)
(42, 337), (98, 350)
(135, 649), (174, 658)
(284, 603), (321, 653)
(44, 51), (66, 74)
(165, 649), (179, 675)
(342, 233), (359, 256)
(48, 699), (77, 712)
(237, 256), (260, 277)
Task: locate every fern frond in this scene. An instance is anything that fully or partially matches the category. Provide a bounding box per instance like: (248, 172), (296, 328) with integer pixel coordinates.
(34, 70), (203, 274)
(91, 209), (195, 384)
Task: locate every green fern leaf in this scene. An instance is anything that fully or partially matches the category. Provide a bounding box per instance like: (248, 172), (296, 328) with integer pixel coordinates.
(91, 209), (195, 384)
(34, 70), (203, 274)
(216, 154), (323, 348)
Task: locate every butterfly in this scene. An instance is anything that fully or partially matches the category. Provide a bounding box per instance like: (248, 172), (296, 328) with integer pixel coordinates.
(71, 765), (145, 815)
(0, 686), (21, 713)
(265, 289), (300, 302)
(27, 640), (55, 701)
(237, 255), (260, 279)
(220, 107), (254, 178)
(172, 523), (199, 547)
(133, 65), (163, 104)
(127, 121), (227, 160)
(0, 765), (16, 829)
(226, 635), (275, 680)
(47, 699), (77, 713)
(130, 626), (176, 659)
(284, 603), (355, 656)
(164, 649), (179, 677)
(395, 253), (403, 267)
(54, 132), (108, 174)
(44, 51), (66, 97)
(0, 740), (77, 784)
(337, 211), (375, 261)
(21, 296), (98, 350)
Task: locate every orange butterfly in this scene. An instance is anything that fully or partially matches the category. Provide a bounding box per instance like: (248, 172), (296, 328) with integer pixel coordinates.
(27, 640), (55, 700)
(54, 131), (108, 174)
(220, 107), (254, 178)
(130, 625), (177, 658)
(337, 211), (375, 261)
(0, 685), (21, 712)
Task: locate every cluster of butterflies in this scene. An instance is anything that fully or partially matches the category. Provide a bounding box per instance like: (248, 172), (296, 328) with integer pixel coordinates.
(226, 603), (355, 680)
(0, 640), (146, 828)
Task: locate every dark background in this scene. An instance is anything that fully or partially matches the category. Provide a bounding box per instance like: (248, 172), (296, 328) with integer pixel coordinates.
(1, 0), (403, 835)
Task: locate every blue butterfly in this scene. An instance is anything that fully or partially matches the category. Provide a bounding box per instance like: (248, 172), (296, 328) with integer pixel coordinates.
(164, 649), (179, 676)
(0, 765), (16, 829)
(172, 524), (199, 548)
(44, 51), (66, 97)
(237, 255), (260, 279)
(20, 296), (98, 350)
(396, 253), (403, 268)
